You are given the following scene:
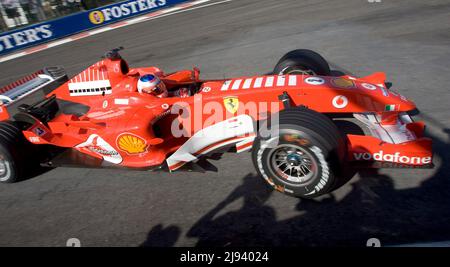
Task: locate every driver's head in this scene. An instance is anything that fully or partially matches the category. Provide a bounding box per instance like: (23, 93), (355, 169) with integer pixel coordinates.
(137, 74), (167, 97)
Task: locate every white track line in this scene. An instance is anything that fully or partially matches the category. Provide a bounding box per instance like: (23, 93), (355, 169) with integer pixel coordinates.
(0, 0), (233, 63)
(156, 0), (232, 17)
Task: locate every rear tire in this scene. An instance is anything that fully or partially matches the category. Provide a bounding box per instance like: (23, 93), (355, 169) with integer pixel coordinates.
(252, 107), (346, 198)
(0, 121), (34, 183)
(273, 49), (331, 76)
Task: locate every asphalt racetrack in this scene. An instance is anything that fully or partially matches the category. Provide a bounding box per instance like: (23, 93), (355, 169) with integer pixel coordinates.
(1, 0), (450, 246)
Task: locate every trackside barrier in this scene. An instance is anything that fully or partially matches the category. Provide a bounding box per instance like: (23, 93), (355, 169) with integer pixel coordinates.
(0, 0), (189, 56)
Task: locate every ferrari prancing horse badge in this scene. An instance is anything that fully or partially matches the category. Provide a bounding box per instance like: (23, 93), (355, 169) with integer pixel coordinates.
(223, 96), (239, 114)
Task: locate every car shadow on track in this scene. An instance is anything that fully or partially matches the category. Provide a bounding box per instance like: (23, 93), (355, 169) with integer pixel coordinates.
(140, 224), (181, 247)
(140, 173), (275, 247)
(180, 127), (450, 247)
(187, 173), (276, 247)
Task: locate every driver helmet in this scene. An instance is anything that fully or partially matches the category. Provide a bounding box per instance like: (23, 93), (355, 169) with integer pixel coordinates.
(137, 74), (168, 97)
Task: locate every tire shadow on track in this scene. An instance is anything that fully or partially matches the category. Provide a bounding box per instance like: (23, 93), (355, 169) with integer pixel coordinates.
(182, 126), (450, 247)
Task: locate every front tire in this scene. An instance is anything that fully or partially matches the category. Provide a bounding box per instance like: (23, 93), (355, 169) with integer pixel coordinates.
(273, 49), (331, 76)
(252, 107), (346, 198)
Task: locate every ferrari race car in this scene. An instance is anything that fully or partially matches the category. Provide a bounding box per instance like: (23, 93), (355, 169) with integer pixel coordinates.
(0, 48), (433, 198)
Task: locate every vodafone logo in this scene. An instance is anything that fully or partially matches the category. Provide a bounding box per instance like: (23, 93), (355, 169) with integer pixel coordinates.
(332, 95), (348, 109)
(354, 151), (432, 165)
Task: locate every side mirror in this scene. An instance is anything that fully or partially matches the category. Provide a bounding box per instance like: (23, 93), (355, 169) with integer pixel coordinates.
(193, 66), (200, 80)
(104, 46), (124, 60)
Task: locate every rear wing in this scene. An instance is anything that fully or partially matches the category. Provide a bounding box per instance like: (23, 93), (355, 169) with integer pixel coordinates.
(0, 67), (68, 120)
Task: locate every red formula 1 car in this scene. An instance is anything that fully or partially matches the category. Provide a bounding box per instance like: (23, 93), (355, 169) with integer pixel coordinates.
(0, 48), (433, 198)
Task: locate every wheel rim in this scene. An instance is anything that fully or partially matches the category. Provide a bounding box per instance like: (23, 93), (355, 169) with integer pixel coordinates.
(0, 154), (9, 181)
(269, 144), (317, 184)
(279, 66), (316, 75)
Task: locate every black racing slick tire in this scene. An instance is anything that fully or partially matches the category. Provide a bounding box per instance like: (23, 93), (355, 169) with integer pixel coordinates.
(252, 107), (346, 198)
(273, 49), (331, 76)
(0, 121), (32, 183)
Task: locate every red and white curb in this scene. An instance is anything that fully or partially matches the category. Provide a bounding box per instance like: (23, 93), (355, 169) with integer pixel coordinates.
(0, 0), (232, 64)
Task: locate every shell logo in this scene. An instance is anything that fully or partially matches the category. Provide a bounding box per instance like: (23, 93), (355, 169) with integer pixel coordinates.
(331, 77), (355, 89)
(89, 11), (105, 25)
(116, 133), (147, 154)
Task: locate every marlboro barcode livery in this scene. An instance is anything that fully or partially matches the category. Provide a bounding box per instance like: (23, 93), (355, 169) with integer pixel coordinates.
(0, 48), (433, 198)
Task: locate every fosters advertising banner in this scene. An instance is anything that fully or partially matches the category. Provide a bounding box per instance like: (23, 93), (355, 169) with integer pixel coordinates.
(0, 0), (188, 56)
